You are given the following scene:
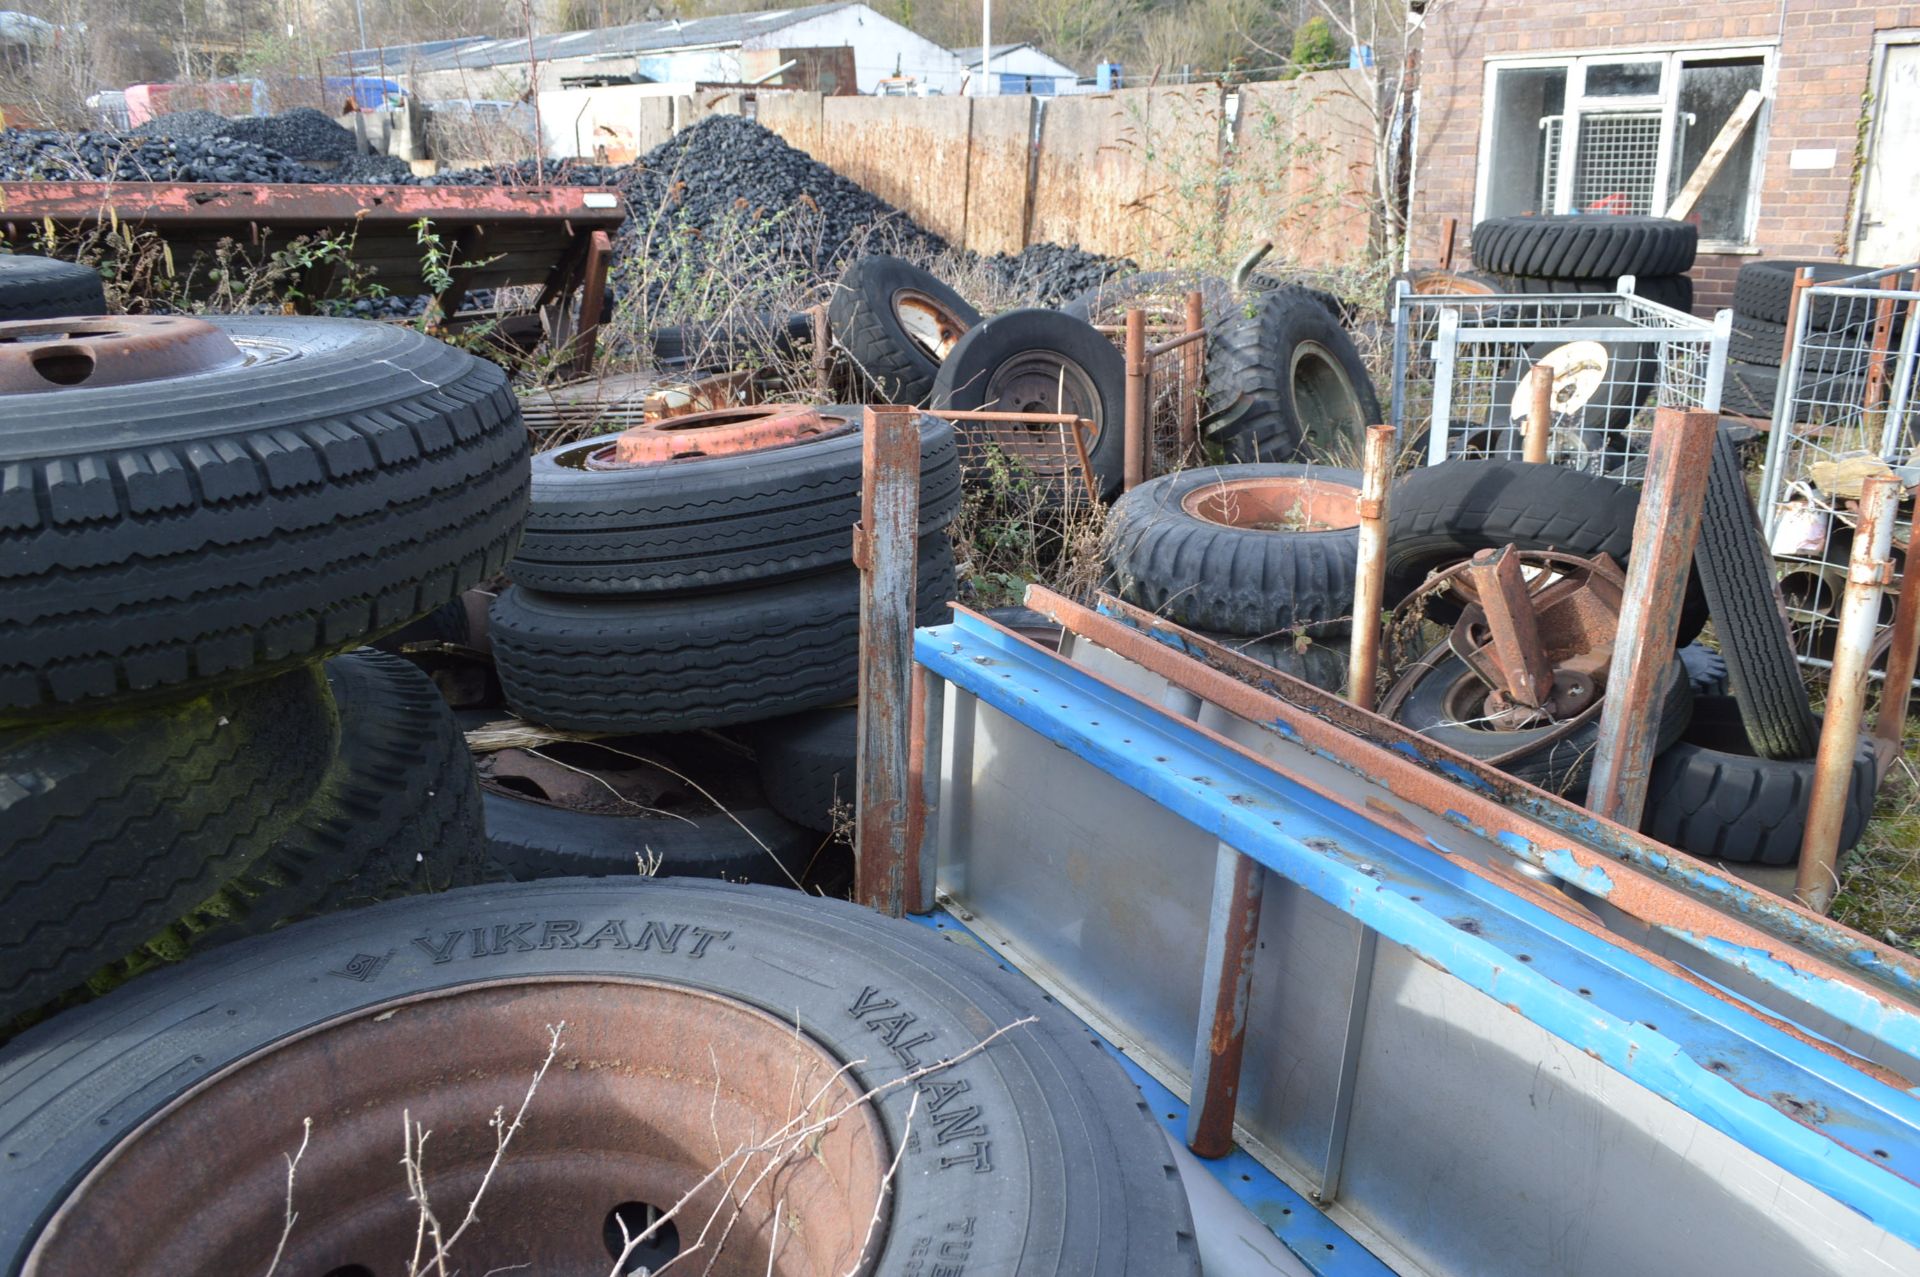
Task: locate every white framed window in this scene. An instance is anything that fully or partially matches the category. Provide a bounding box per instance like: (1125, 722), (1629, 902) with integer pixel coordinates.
(1473, 47), (1773, 249)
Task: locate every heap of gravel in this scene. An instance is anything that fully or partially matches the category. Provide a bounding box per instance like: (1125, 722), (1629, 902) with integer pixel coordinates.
(139, 107), (358, 160)
(0, 130), (321, 183)
(979, 243), (1136, 307)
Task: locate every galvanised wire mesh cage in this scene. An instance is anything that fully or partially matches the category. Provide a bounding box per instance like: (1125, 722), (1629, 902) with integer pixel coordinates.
(1389, 282), (1732, 481)
(1757, 264), (1920, 674)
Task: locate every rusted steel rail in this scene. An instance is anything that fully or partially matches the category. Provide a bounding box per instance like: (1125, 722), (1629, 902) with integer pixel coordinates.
(0, 182), (626, 372)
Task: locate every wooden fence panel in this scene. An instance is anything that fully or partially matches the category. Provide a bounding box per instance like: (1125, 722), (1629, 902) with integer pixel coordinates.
(1028, 85), (1225, 262)
(818, 96), (974, 246)
(1227, 71), (1376, 268)
(755, 91), (824, 158)
(963, 95), (1035, 256)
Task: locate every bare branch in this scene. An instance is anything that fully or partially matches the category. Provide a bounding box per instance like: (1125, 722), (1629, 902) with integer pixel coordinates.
(261, 1116), (312, 1277)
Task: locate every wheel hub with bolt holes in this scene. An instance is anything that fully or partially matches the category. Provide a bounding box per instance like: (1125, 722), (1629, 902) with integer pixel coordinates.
(593, 404), (851, 467)
(985, 351), (1099, 420)
(1288, 340), (1367, 455)
(0, 315), (248, 392)
(1180, 475), (1361, 532)
(892, 289), (968, 359)
(23, 981), (888, 1277)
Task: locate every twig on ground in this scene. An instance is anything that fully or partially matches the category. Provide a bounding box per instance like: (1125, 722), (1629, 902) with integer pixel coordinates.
(261, 1116), (312, 1277)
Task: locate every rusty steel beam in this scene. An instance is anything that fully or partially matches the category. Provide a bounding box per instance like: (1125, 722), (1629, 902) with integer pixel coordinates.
(810, 303), (831, 398)
(853, 405), (922, 916)
(1586, 407), (1718, 828)
(1874, 501), (1920, 752)
(1799, 475), (1901, 912)
(1188, 841), (1265, 1159)
(1470, 545), (1555, 708)
(1124, 307), (1149, 492)
(0, 181), (627, 228)
(568, 229), (612, 377)
(1525, 359), (1553, 463)
(1347, 424), (1395, 710)
(1182, 289), (1204, 455)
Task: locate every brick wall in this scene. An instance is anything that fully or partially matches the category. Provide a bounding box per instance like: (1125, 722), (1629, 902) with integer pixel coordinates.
(1411, 1), (1919, 313)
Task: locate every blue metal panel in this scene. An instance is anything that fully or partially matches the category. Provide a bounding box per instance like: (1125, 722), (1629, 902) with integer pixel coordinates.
(911, 911), (1394, 1277)
(917, 613), (1920, 1246)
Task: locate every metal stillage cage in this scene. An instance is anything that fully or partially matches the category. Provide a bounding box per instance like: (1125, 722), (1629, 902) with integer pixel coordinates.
(1390, 281), (1732, 479)
(1757, 264), (1920, 673)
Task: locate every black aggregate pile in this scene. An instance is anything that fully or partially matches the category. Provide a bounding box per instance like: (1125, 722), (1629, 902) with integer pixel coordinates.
(331, 152), (414, 183)
(0, 130), (322, 183)
(139, 106), (358, 160)
(979, 243), (1136, 307)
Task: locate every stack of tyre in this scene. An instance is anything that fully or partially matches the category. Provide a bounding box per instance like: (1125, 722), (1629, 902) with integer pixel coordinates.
(1464, 213), (1698, 314)
(0, 298), (528, 1026)
(1718, 258), (1874, 419)
(487, 404), (962, 879)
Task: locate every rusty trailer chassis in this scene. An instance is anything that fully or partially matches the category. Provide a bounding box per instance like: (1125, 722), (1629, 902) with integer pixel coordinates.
(0, 182), (625, 374)
(906, 589), (1920, 1276)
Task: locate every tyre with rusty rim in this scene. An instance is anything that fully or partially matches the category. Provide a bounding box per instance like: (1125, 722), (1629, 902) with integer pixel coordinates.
(1203, 287), (1380, 463)
(0, 314), (528, 720)
(509, 405), (960, 596)
(831, 255), (981, 405)
(0, 880), (1200, 1276)
(932, 307), (1128, 499)
(1108, 464), (1362, 637)
(479, 731), (819, 885)
(492, 536), (955, 733)
(1382, 268), (1500, 316)
(0, 254), (106, 321)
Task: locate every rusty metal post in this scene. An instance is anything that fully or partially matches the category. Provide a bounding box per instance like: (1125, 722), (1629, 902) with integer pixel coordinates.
(1524, 360), (1553, 463)
(810, 303), (831, 399)
(1865, 274), (1900, 412)
(568, 229), (612, 377)
(1188, 839), (1263, 1158)
(1781, 266), (1815, 368)
(1586, 408), (1719, 827)
(1124, 307), (1148, 491)
(1798, 476), (1900, 912)
(907, 663), (944, 913)
(1439, 216), (1458, 272)
(853, 405), (921, 916)
(1347, 424), (1395, 710)
(1874, 502), (1920, 752)
(1180, 290), (1205, 455)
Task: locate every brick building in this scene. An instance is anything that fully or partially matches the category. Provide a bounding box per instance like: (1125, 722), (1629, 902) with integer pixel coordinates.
(1408, 1), (1920, 312)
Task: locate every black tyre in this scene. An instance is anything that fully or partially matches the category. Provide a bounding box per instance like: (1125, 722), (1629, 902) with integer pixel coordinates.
(748, 706), (858, 832)
(0, 254), (107, 319)
(1729, 318), (1787, 367)
(1108, 464), (1361, 636)
(492, 536), (955, 732)
(1494, 272), (1694, 314)
(1197, 629), (1348, 692)
(1390, 653), (1692, 794)
(1061, 270), (1231, 327)
(0, 881), (1200, 1276)
(0, 666), (333, 1022)
(1694, 425), (1820, 760)
(1643, 697), (1875, 865)
(1721, 359), (1782, 418)
(831, 255), (981, 405)
(932, 307), (1128, 499)
(1470, 215), (1697, 280)
(1204, 287), (1381, 463)
(1733, 259), (1863, 327)
(481, 733), (819, 883)
(649, 310), (813, 369)
(0, 315), (529, 720)
(1385, 460), (1708, 644)
(1494, 331), (1658, 450)
(510, 409), (961, 595)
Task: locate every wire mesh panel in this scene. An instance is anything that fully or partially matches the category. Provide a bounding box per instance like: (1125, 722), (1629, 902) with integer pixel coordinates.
(1572, 113), (1661, 215)
(1757, 265), (1920, 671)
(944, 415), (1099, 509)
(1389, 285), (1730, 481)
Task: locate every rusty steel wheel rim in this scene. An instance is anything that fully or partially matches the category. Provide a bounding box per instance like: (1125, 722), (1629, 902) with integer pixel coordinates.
(579, 404), (852, 468)
(0, 315), (251, 392)
(1179, 475), (1360, 532)
(891, 288), (969, 360)
(25, 979), (890, 1277)
(1288, 340), (1366, 457)
(1411, 272), (1495, 296)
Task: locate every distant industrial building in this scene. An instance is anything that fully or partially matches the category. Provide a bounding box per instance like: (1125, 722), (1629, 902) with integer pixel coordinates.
(952, 43), (1083, 95)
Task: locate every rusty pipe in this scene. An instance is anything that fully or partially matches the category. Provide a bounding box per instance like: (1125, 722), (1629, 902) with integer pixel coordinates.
(1874, 502), (1920, 751)
(1798, 475), (1900, 912)
(1524, 359), (1553, 463)
(1124, 307), (1148, 492)
(1346, 424), (1395, 710)
(1181, 289), (1204, 457)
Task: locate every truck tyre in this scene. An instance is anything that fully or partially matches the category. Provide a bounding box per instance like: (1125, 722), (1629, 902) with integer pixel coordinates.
(1489, 272), (1694, 314)
(1384, 460), (1708, 645)
(1470, 215), (1697, 280)
(649, 310), (813, 369)
(748, 707), (858, 832)
(1729, 318), (1787, 367)
(0, 665), (333, 1022)
(1643, 697), (1875, 865)
(1061, 270), (1232, 327)
(831, 255), (981, 405)
(1204, 287), (1380, 463)
(1733, 260), (1863, 327)
(0, 881), (1201, 1276)
(1390, 653), (1692, 795)
(481, 733), (817, 883)
(1694, 425), (1820, 759)
(933, 307), (1127, 499)
(1196, 630), (1348, 692)
(0, 315), (529, 720)
(1493, 332), (1659, 450)
(509, 408), (961, 595)
(492, 537), (955, 733)
(0, 254), (107, 320)
(1108, 464), (1362, 636)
